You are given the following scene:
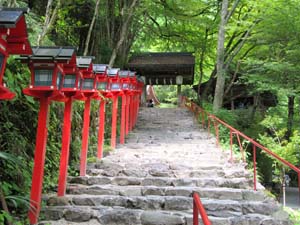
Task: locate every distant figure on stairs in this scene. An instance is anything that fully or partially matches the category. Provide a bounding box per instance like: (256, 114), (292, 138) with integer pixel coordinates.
(147, 99), (154, 107)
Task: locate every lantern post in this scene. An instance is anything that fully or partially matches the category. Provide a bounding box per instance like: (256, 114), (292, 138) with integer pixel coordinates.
(119, 70), (130, 144)
(76, 56), (97, 177)
(93, 64), (110, 159)
(52, 48), (83, 197)
(0, 8), (32, 100)
(107, 68), (123, 149)
(130, 72), (138, 130)
(20, 46), (75, 224)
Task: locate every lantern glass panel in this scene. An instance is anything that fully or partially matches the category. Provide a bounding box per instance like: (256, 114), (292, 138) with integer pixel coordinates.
(119, 71), (128, 77)
(34, 69), (53, 86)
(123, 83), (129, 90)
(97, 82), (107, 90)
(57, 72), (62, 88)
(82, 78), (94, 90)
(111, 83), (120, 90)
(0, 53), (4, 74)
(63, 74), (76, 88)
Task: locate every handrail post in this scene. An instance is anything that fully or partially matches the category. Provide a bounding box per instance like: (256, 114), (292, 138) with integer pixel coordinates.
(298, 171), (300, 205)
(201, 111), (205, 128)
(235, 133), (245, 162)
(207, 116), (210, 136)
(253, 145), (257, 191)
(214, 120), (219, 147)
(230, 130), (233, 163)
(193, 198), (199, 225)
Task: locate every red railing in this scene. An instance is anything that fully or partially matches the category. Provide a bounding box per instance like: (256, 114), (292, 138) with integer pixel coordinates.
(193, 192), (212, 225)
(182, 97), (300, 193)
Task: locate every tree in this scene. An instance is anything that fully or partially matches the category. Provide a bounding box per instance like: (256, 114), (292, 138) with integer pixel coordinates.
(109, 0), (139, 67)
(213, 0), (228, 112)
(37, 0), (61, 46)
(83, 0), (101, 56)
(213, 0), (241, 112)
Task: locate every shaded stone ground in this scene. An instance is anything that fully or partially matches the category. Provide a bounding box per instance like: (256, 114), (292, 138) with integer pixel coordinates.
(40, 107), (291, 225)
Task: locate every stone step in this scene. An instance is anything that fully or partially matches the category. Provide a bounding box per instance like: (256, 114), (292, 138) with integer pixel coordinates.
(90, 160), (246, 173)
(46, 195), (280, 217)
(41, 206), (225, 225)
(67, 184), (266, 201)
(87, 165), (250, 179)
(41, 205), (290, 225)
(68, 176), (253, 189)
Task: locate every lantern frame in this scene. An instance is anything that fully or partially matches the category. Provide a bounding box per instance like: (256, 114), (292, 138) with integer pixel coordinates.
(20, 46), (76, 98)
(93, 64), (110, 97)
(119, 70), (131, 93)
(107, 68), (123, 96)
(0, 8), (32, 100)
(76, 56), (97, 95)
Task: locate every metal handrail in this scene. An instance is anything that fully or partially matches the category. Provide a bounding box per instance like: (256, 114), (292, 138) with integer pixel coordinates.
(182, 96), (300, 194)
(193, 192), (212, 225)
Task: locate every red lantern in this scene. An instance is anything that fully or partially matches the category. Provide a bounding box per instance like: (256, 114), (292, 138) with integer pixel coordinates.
(94, 64), (110, 97)
(0, 8), (32, 100)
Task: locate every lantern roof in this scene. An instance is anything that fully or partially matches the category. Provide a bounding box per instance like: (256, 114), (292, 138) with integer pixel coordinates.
(0, 8), (32, 55)
(93, 64), (109, 73)
(76, 56), (94, 68)
(19, 46), (76, 61)
(119, 70), (130, 77)
(108, 68), (120, 76)
(0, 8), (28, 28)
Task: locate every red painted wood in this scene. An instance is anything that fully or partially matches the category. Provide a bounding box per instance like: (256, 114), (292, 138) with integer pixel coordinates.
(128, 95), (133, 132)
(125, 95), (130, 135)
(111, 96), (118, 149)
(120, 95), (126, 144)
(131, 95), (135, 130)
(80, 97), (91, 176)
(193, 192), (211, 225)
(0, 53), (7, 84)
(28, 97), (50, 224)
(253, 145), (257, 191)
(97, 100), (106, 159)
(193, 200), (199, 225)
(57, 98), (73, 196)
(183, 96), (300, 194)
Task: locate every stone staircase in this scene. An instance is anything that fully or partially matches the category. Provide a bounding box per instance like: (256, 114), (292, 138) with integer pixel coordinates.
(40, 107), (291, 225)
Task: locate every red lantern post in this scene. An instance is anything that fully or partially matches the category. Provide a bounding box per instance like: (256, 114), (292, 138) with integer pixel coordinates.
(128, 72), (137, 131)
(107, 68), (123, 149)
(0, 8), (32, 100)
(20, 46), (75, 224)
(76, 56), (98, 177)
(119, 70), (130, 144)
(52, 49), (84, 197)
(93, 64), (110, 159)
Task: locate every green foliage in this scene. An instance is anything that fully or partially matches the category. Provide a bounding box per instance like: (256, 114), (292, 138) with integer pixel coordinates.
(154, 85), (196, 105)
(285, 207), (300, 225)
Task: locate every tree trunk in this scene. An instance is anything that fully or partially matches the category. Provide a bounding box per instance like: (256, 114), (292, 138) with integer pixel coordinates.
(83, 0), (101, 56)
(109, 0), (138, 67)
(285, 95), (295, 141)
(213, 0), (228, 113)
(37, 0), (60, 46)
(197, 28), (209, 104)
